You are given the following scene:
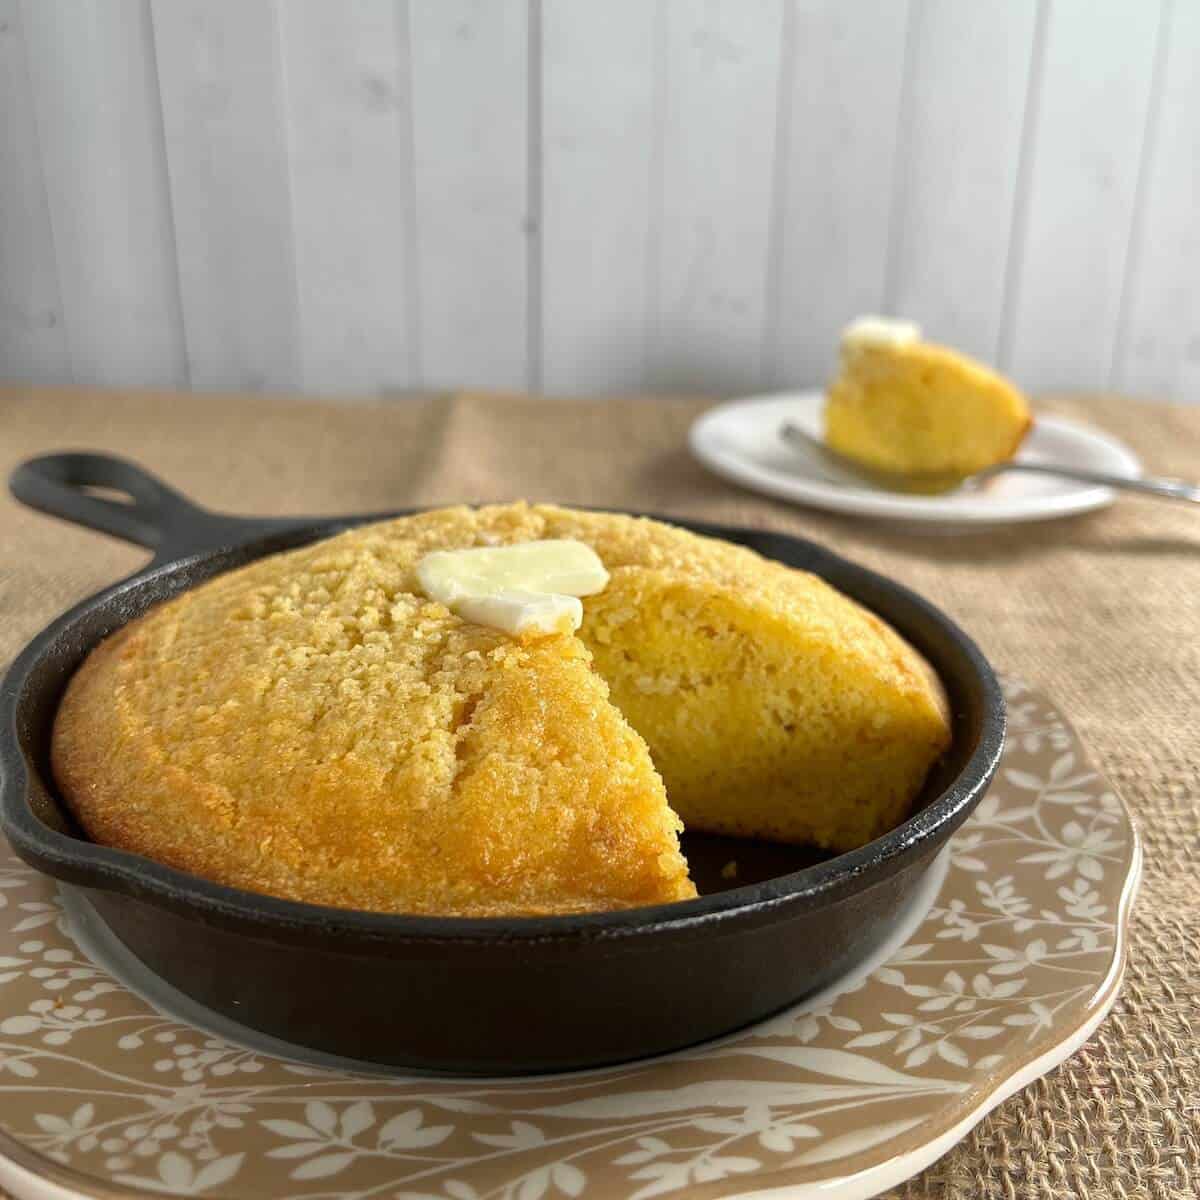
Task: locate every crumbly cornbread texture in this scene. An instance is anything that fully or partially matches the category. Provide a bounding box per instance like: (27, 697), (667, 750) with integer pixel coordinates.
(52, 505), (951, 916)
(825, 337), (1032, 477)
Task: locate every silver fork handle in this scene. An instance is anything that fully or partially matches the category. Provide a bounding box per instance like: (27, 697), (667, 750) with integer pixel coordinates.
(980, 461), (1200, 504)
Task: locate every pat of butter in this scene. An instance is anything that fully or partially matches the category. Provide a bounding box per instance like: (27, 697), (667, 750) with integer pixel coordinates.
(841, 315), (922, 350)
(415, 538), (608, 637)
(417, 539), (608, 607)
(454, 590), (583, 637)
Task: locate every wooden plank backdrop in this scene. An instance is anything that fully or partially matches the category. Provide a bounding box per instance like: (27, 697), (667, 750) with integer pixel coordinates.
(152, 0), (300, 393)
(1002, 0), (1161, 392)
(0, 0), (1193, 402)
(768, 0), (910, 389)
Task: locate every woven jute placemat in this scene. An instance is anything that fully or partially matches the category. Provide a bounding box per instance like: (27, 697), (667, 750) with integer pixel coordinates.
(0, 383), (1195, 1198)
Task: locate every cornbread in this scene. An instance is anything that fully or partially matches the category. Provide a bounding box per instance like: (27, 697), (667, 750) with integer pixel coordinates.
(559, 508), (951, 851)
(825, 317), (1032, 478)
(52, 505), (951, 916)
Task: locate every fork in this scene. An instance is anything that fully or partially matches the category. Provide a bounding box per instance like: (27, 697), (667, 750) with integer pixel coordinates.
(779, 424), (1200, 504)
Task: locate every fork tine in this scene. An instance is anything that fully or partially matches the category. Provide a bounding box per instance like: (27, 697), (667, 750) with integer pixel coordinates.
(778, 424), (878, 487)
(778, 424), (967, 496)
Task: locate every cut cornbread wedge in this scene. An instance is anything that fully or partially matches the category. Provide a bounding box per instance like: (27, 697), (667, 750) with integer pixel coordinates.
(824, 317), (1032, 478)
(52, 508), (694, 917)
(547, 509), (952, 852)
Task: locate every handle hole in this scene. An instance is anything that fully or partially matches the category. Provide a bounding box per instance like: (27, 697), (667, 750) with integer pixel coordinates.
(80, 485), (137, 507)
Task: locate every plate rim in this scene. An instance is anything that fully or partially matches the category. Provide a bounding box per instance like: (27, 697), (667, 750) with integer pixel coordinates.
(689, 391), (1143, 524)
(0, 681), (1141, 1200)
(730, 832), (1142, 1200)
(0, 840), (1142, 1200)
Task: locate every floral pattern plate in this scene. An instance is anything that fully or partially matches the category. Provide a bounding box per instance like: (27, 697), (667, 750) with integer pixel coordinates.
(0, 679), (1139, 1200)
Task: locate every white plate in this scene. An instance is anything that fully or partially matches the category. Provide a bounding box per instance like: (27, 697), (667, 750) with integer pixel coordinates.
(689, 391), (1142, 525)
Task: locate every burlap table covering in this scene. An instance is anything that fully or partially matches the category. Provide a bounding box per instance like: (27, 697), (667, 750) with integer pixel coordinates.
(0, 383), (1195, 1199)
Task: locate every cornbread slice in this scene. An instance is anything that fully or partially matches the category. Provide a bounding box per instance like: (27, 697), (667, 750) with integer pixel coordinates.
(541, 509), (951, 852)
(824, 320), (1032, 478)
(52, 504), (951, 916)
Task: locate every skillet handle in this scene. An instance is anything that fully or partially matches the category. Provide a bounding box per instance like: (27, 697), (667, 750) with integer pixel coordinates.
(9, 452), (239, 564)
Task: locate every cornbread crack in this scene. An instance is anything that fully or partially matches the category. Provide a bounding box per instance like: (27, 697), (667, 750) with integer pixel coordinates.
(52, 504), (950, 916)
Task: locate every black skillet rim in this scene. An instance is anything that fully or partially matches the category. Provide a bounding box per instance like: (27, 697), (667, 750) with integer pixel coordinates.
(0, 512), (1005, 948)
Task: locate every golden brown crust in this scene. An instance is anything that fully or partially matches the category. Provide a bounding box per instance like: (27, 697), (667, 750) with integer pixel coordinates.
(53, 504), (951, 914)
(552, 509), (951, 851)
(824, 338), (1033, 477)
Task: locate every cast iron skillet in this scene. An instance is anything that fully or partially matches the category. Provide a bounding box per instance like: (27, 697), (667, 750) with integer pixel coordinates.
(1, 452), (1005, 1074)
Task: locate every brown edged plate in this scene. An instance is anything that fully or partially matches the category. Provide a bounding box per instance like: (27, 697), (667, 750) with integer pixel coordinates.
(0, 679), (1137, 1200)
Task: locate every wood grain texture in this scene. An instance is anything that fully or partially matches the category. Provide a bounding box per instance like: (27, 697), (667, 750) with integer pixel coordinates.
(152, 0), (299, 392)
(1, 0), (1197, 402)
(20, 0), (185, 388)
(540, 0), (657, 395)
(1002, 0), (1161, 391)
(769, 0), (911, 390)
(279, 0), (418, 398)
(1113, 0), (1200, 401)
(0, 0), (67, 384)
(409, 0), (529, 392)
(648, 0), (784, 394)
(884, 0), (1039, 364)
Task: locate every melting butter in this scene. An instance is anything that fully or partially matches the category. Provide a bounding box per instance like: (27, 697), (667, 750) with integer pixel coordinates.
(841, 315), (922, 350)
(416, 539), (608, 637)
(454, 590), (583, 637)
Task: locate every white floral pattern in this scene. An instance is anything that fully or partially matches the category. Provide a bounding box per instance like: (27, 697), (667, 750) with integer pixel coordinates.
(0, 679), (1136, 1198)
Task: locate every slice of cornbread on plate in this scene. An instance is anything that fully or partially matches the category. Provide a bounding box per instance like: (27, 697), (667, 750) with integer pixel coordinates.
(52, 503), (951, 916)
(824, 316), (1032, 479)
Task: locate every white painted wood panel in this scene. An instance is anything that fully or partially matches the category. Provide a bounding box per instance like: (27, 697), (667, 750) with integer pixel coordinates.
(1114, 0), (1200, 401)
(885, 0), (1039, 364)
(408, 0), (529, 392)
(278, 0), (417, 398)
(1003, 0), (1161, 391)
(151, 0), (299, 393)
(0, 0), (67, 383)
(648, 0), (784, 394)
(20, 0), (185, 388)
(769, 0), (911, 389)
(2, 0), (1198, 402)
(540, 0), (657, 395)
